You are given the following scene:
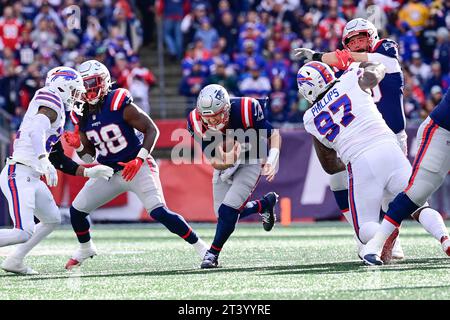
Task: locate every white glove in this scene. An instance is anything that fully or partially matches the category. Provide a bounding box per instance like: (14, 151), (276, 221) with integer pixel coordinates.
(293, 48), (316, 62)
(39, 156), (58, 187)
(84, 165), (114, 180)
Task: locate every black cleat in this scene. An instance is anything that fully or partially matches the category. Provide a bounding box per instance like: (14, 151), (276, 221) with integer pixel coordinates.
(363, 254), (383, 266)
(200, 250), (219, 269)
(261, 192), (279, 232)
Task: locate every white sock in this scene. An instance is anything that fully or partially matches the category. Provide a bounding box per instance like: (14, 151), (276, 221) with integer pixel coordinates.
(0, 228), (31, 247)
(192, 238), (208, 258)
(418, 208), (449, 242)
(11, 223), (58, 260)
(80, 240), (94, 249)
(342, 210), (354, 228)
(364, 219), (397, 256)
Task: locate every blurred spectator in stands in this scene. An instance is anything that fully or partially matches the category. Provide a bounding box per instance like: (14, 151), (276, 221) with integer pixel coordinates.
(194, 17), (219, 50)
(418, 16), (438, 64)
(268, 0), (298, 33)
(434, 27), (450, 74)
(269, 23), (290, 55)
(216, 10), (239, 55)
(409, 51), (431, 85)
(318, 5), (346, 47)
(205, 59), (239, 96)
(112, 3), (143, 52)
(135, 0), (156, 45)
(235, 39), (265, 75)
(17, 30), (37, 67)
(341, 0), (356, 21)
(81, 16), (105, 57)
(126, 56), (156, 115)
(179, 60), (206, 111)
(238, 22), (265, 53)
(423, 85), (444, 118)
(403, 82), (422, 120)
(355, 0), (388, 31)
(192, 38), (211, 60)
(266, 48), (291, 89)
(33, 1), (64, 35)
(398, 0), (429, 33)
(157, 0), (187, 60)
(20, 0), (38, 22)
(0, 64), (19, 116)
(0, 6), (23, 50)
(267, 76), (289, 125)
(111, 53), (130, 88)
(17, 63), (41, 113)
(424, 61), (450, 96)
(182, 43), (196, 76)
(181, 2), (207, 48)
(106, 27), (134, 66)
(238, 65), (271, 99)
(240, 9), (267, 36)
(31, 19), (58, 58)
(207, 40), (231, 72)
(397, 21), (420, 63)
(60, 32), (80, 68)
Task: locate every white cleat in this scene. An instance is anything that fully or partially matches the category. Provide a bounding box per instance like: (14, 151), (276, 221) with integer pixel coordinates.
(65, 244), (97, 270)
(1, 257), (39, 275)
(441, 236), (450, 256)
(391, 237), (405, 260)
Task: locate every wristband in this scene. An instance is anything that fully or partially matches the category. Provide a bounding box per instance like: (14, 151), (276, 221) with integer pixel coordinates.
(312, 52), (324, 62)
(137, 148), (149, 160)
(266, 148), (280, 166)
(75, 143), (84, 153)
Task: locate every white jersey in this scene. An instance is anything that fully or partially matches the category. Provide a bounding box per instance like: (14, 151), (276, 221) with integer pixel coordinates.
(303, 67), (397, 164)
(12, 87), (66, 172)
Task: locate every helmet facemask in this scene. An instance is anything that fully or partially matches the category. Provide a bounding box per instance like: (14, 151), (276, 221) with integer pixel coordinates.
(199, 104), (230, 131)
(343, 32), (371, 52)
(82, 74), (107, 105)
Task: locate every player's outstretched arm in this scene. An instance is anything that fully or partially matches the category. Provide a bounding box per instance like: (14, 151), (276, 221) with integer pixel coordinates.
(312, 137), (346, 175)
(358, 61), (386, 91)
(118, 102), (159, 181)
(294, 48), (368, 70)
(63, 125), (96, 163)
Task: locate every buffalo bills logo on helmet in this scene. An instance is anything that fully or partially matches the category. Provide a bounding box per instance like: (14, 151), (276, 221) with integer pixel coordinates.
(297, 72), (314, 87)
(50, 69), (78, 82)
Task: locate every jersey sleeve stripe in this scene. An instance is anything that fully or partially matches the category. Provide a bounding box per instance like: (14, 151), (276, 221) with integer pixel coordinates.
(191, 109), (202, 136)
(248, 98), (254, 128)
(70, 111), (79, 125)
(39, 91), (62, 103)
(116, 89), (128, 110)
(240, 98), (247, 128)
(110, 90), (121, 111)
(244, 97), (251, 128)
(35, 96), (62, 109)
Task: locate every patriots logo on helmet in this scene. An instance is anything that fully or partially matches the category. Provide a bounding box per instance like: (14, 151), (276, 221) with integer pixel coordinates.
(215, 89), (225, 101)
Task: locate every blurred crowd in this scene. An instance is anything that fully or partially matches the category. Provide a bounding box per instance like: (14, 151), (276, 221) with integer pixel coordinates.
(0, 0), (157, 131)
(171, 0), (450, 126)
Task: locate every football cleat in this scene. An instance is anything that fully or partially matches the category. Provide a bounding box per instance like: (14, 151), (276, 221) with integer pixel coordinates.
(363, 254), (383, 266)
(200, 250), (219, 269)
(65, 244), (97, 270)
(1, 256), (39, 275)
(441, 236), (450, 256)
(261, 192), (279, 232)
(380, 228), (399, 264)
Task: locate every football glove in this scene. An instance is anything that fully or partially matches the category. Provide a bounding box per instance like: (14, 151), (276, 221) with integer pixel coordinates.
(63, 125), (82, 151)
(39, 155), (58, 187)
(83, 165), (114, 180)
(118, 158), (144, 182)
(293, 48), (315, 62)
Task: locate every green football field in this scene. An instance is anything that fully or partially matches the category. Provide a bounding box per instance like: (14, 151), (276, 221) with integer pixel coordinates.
(0, 221), (449, 300)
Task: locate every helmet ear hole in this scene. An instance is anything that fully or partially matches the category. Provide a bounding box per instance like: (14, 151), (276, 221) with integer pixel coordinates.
(57, 87), (64, 92)
(308, 91), (312, 95)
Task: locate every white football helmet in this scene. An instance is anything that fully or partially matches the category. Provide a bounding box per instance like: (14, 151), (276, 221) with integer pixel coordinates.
(297, 61), (336, 104)
(342, 18), (379, 52)
(45, 67), (86, 114)
(77, 60), (112, 105)
(196, 84), (231, 131)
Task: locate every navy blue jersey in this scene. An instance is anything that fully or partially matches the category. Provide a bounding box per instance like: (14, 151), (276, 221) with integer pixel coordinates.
(369, 39), (406, 134)
(430, 89), (450, 131)
(71, 88), (143, 171)
(187, 97), (273, 161)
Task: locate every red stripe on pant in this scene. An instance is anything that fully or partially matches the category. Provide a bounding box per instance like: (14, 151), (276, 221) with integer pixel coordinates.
(8, 165), (22, 230)
(405, 120), (438, 192)
(347, 163), (361, 241)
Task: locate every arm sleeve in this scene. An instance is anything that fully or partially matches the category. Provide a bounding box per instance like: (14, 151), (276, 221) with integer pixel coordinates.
(29, 113), (52, 157)
(48, 140), (80, 176)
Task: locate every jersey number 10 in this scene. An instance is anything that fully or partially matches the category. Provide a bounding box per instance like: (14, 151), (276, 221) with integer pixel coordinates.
(86, 124), (128, 156)
(314, 94), (355, 142)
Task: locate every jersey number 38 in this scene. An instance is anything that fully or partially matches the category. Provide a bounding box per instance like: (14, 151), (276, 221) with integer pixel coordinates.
(86, 124), (128, 156)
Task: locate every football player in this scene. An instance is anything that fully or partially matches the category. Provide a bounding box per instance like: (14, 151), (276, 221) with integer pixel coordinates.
(0, 67), (114, 275)
(363, 88), (450, 265)
(63, 60), (208, 269)
(295, 18), (408, 258)
(298, 61), (449, 264)
(187, 84), (281, 269)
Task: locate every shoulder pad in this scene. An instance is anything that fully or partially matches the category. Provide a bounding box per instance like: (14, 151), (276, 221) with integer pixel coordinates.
(107, 88), (133, 111)
(371, 39), (399, 59)
(33, 88), (64, 115)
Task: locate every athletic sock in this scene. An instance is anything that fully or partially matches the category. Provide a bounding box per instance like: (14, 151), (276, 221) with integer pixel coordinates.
(239, 198), (269, 220)
(210, 204), (240, 255)
(70, 206), (91, 243)
(11, 222), (58, 259)
(0, 228), (31, 247)
(150, 206), (199, 244)
(418, 207), (449, 242)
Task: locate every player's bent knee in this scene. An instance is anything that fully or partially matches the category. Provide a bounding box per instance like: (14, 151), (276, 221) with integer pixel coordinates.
(218, 204), (240, 225)
(359, 222), (380, 244)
